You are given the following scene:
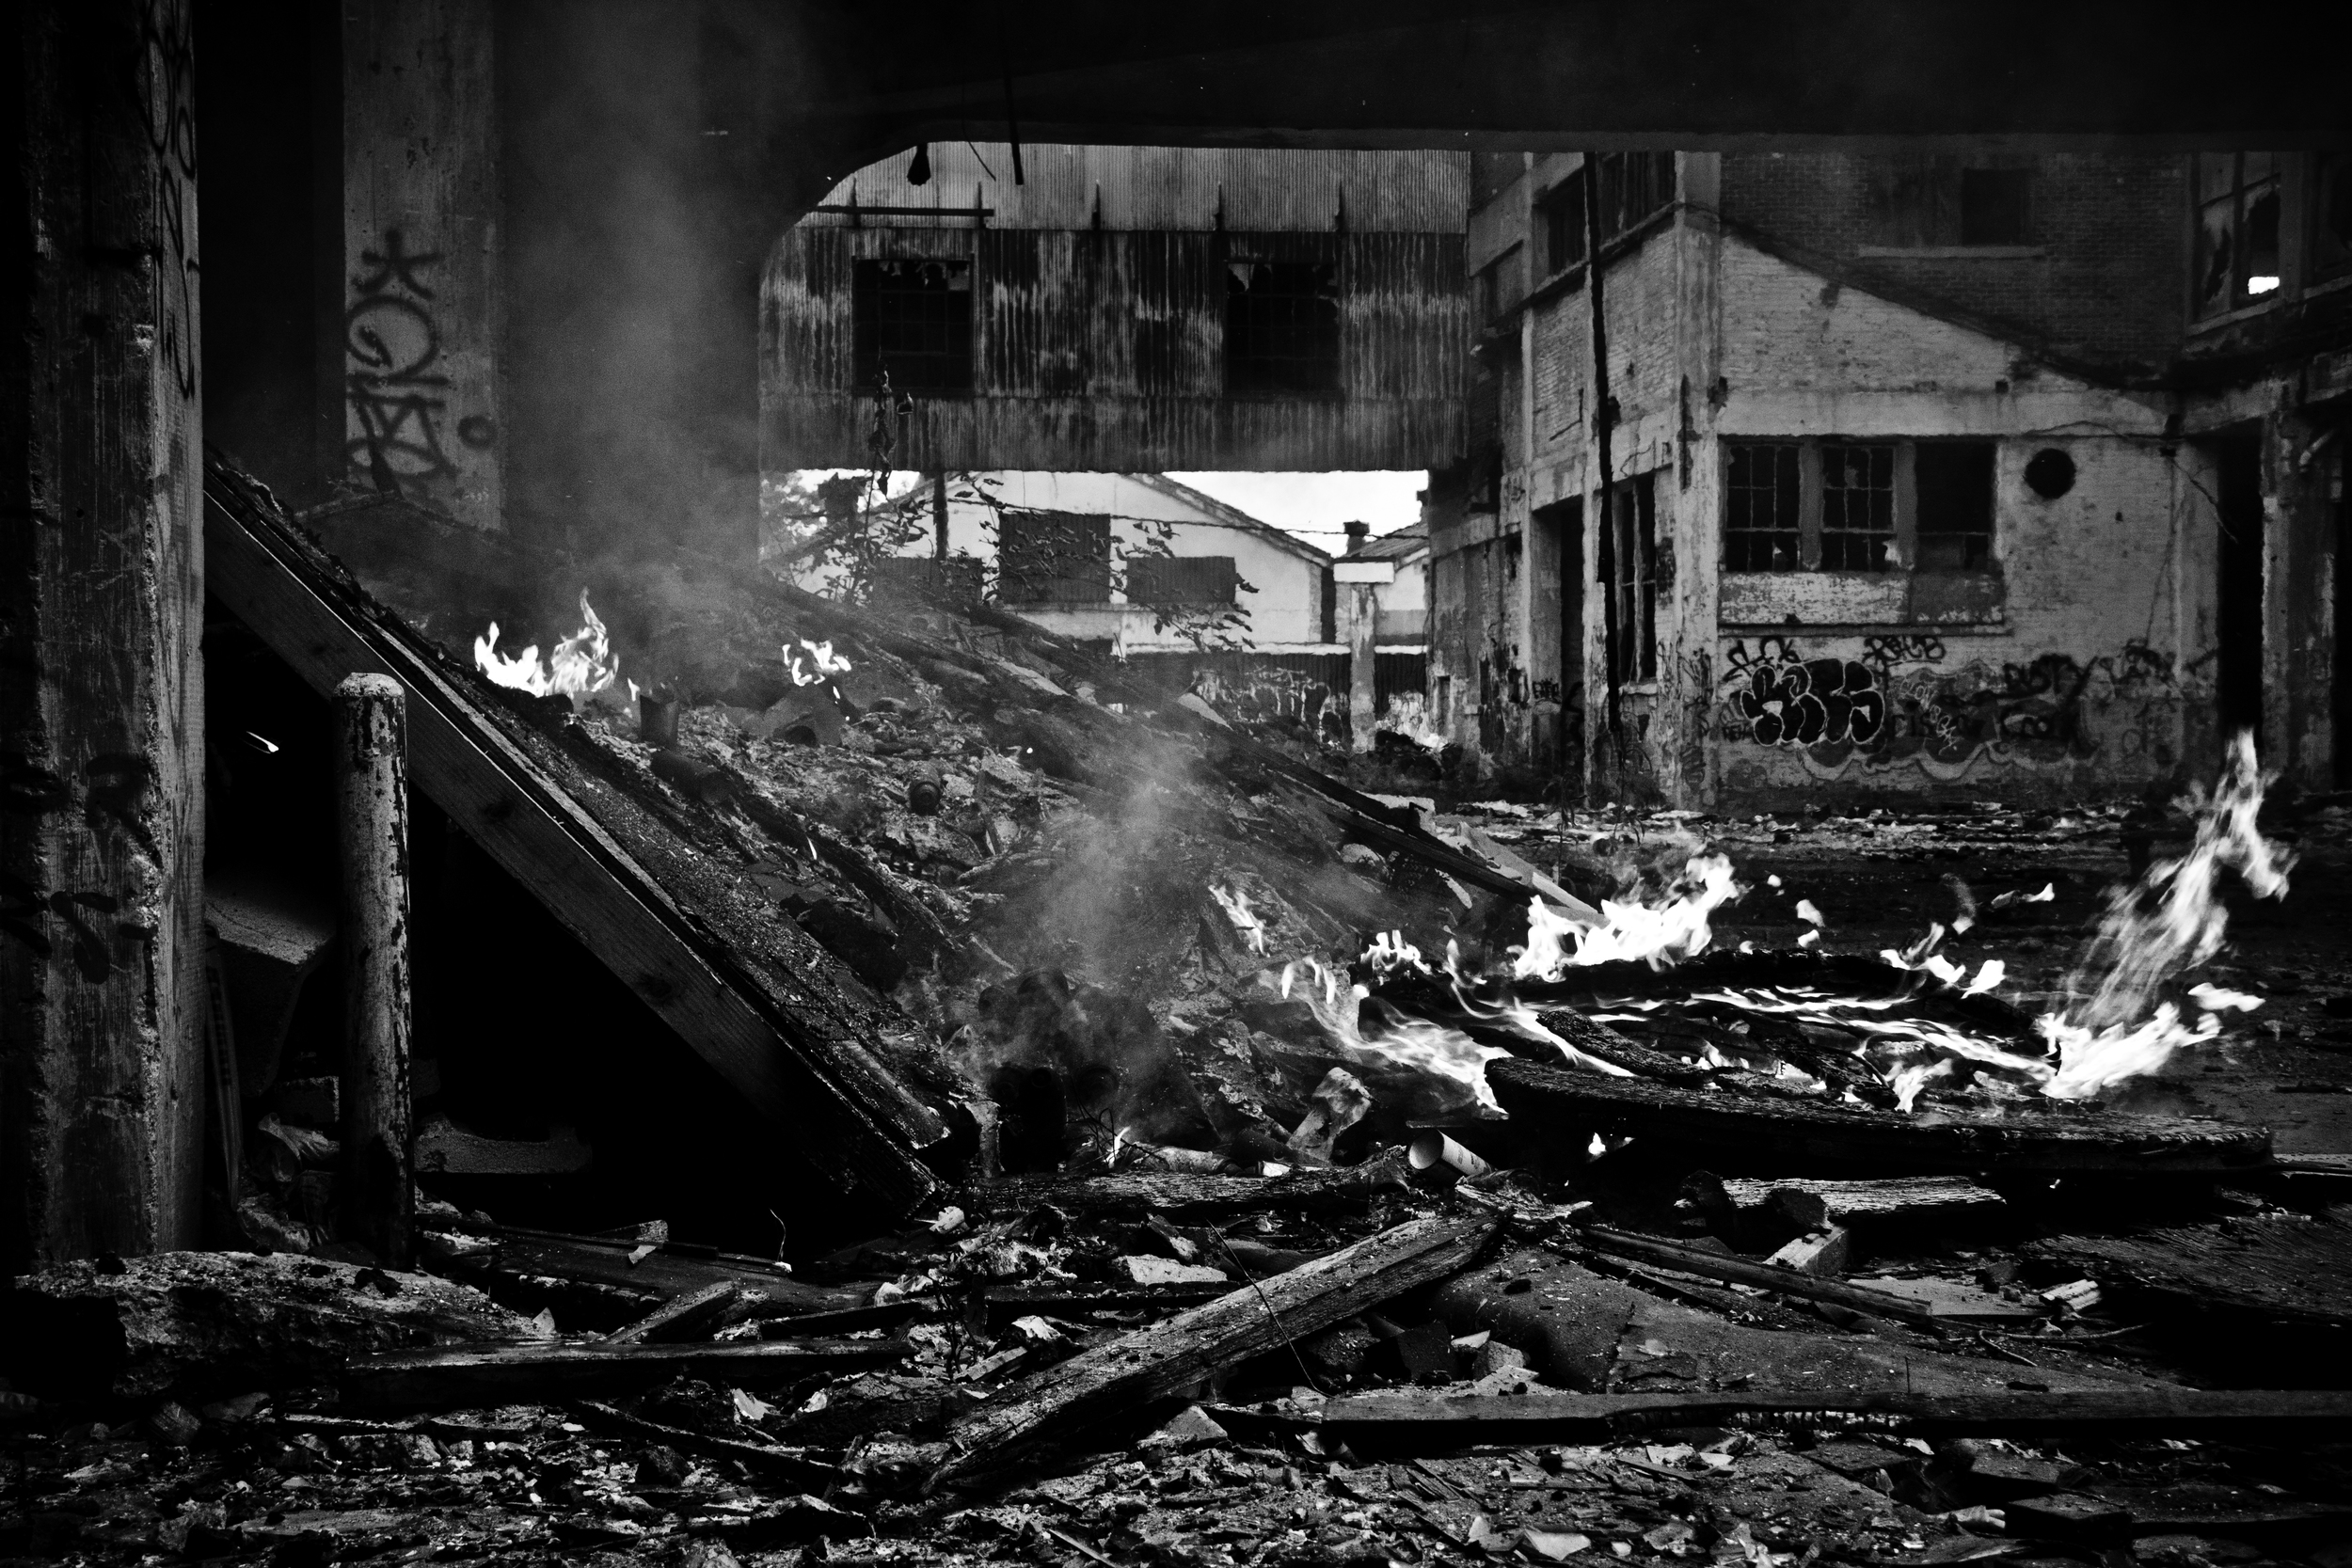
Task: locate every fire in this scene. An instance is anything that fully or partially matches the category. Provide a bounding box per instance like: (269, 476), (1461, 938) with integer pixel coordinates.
(473, 590), (622, 701)
(1514, 854), (1741, 977)
(1210, 885), (1267, 955)
(787, 638), (853, 687)
(1278, 958), (1508, 1117)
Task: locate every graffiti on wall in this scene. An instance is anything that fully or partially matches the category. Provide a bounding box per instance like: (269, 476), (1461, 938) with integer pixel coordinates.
(345, 230), (495, 496)
(1718, 636), (2182, 781)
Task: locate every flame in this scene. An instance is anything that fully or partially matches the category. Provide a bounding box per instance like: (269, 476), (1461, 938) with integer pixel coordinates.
(787, 638), (853, 687)
(1278, 958), (1509, 1116)
(1514, 854), (1741, 977)
(1210, 885), (1267, 955)
(473, 590), (621, 700)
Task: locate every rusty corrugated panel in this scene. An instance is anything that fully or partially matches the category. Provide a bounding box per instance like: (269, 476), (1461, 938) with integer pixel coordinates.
(806, 145), (1467, 233)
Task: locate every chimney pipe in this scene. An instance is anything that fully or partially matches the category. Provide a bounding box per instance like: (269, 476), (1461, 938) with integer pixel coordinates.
(1343, 520), (1370, 553)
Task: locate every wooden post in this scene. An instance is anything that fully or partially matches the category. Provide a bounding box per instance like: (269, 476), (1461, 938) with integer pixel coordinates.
(336, 674), (414, 1265)
(2, 0), (208, 1266)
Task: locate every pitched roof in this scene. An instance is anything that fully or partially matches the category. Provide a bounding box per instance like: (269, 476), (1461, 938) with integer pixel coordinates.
(1127, 474), (1338, 565)
(1347, 518), (1427, 563)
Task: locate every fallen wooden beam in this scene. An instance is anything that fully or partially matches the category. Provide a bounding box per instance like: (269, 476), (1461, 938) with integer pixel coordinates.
(1488, 1057), (2273, 1175)
(1566, 1227), (1948, 1326)
(204, 461), (941, 1213)
(342, 1335), (908, 1409)
(569, 1399), (838, 1488)
(1712, 1175), (2006, 1227)
(968, 1163), (1409, 1222)
(2029, 1214), (2352, 1331)
(603, 1281), (744, 1345)
(427, 1223), (864, 1319)
(1288, 1387), (2352, 1445)
(927, 1209), (1497, 1490)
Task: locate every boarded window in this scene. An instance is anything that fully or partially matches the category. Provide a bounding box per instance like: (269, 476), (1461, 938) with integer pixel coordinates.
(1600, 472), (1658, 685)
(852, 259), (973, 393)
(1914, 442), (1996, 571)
(1225, 261), (1341, 394)
(869, 556), (983, 606)
(1126, 555), (1239, 607)
(1724, 443), (1803, 571)
(1820, 442), (1898, 571)
(2195, 152), (2283, 317)
(997, 512), (1111, 603)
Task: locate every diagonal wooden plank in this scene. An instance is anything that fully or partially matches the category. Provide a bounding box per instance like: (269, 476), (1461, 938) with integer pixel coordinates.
(203, 467), (939, 1213)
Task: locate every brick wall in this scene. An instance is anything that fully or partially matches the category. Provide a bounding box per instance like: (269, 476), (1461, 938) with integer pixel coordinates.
(1720, 153), (2186, 371)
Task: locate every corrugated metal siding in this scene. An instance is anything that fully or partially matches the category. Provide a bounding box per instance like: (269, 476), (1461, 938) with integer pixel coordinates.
(766, 227), (1467, 471)
(808, 144), (1469, 234)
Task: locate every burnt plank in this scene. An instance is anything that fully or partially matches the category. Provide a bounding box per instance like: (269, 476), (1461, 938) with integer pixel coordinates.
(203, 462), (941, 1212)
(2031, 1214), (2352, 1329)
(929, 1209), (1497, 1488)
(1297, 1387), (2352, 1444)
(1489, 1057), (2272, 1175)
(342, 1336), (907, 1409)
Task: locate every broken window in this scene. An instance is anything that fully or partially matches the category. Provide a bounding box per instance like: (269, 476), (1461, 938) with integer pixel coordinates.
(1125, 555), (1239, 608)
(1914, 441), (1996, 571)
(1722, 439), (1997, 576)
(1225, 261), (1341, 394)
(1594, 151), (1676, 240)
(1959, 167), (2031, 245)
(2195, 152), (2284, 318)
(1724, 442), (1803, 571)
(1820, 443), (1898, 571)
(996, 512), (1111, 604)
(1602, 472), (1658, 685)
(851, 258), (974, 393)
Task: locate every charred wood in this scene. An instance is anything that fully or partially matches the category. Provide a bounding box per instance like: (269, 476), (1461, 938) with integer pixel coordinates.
(601, 1281), (747, 1345)
(1488, 1057), (2273, 1175)
(342, 1336), (908, 1411)
(927, 1209), (1497, 1489)
(570, 1399), (840, 1488)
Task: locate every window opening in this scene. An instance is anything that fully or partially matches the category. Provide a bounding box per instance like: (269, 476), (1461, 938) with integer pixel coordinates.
(1606, 473), (1658, 684)
(1914, 442), (1996, 571)
(1958, 167), (2031, 245)
(1225, 261), (1341, 393)
(852, 258), (974, 393)
(1126, 556), (1238, 607)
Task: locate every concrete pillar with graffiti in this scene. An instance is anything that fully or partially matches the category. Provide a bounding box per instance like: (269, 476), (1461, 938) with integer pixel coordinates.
(342, 0), (503, 529)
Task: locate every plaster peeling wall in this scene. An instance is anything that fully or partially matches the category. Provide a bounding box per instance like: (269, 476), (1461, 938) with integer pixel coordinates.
(1707, 239), (2198, 808)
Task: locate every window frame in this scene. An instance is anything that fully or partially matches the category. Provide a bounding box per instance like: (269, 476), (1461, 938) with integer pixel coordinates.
(1600, 472), (1659, 686)
(1720, 438), (1998, 578)
(1125, 554), (1241, 609)
(850, 257), (976, 395)
(1223, 257), (1343, 397)
(2193, 152), (2286, 321)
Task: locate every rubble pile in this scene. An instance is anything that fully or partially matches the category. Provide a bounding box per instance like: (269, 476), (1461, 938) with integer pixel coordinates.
(16, 472), (2346, 1566)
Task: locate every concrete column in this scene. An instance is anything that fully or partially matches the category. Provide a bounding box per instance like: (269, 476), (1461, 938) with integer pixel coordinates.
(3, 0), (207, 1264)
(1335, 538), (1394, 752)
(342, 0), (502, 528)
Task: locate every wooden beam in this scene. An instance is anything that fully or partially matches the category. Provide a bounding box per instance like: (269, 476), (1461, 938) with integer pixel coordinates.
(202, 464), (941, 1213)
(1295, 1387), (2352, 1445)
(1489, 1057), (2273, 1175)
(335, 675), (416, 1266)
(928, 1209), (1497, 1490)
(342, 1335), (908, 1409)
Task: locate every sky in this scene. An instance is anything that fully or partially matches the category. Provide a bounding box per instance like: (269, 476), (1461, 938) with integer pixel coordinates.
(782, 468), (1428, 554)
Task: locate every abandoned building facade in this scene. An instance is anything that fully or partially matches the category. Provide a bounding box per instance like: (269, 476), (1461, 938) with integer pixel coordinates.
(1429, 150), (2352, 810)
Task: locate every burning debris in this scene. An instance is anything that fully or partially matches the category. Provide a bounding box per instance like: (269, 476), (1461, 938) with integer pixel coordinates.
(472, 588), (623, 700)
(57, 460), (2343, 1568)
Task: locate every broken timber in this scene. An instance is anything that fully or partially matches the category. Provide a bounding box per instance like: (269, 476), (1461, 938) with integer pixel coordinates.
(203, 461), (941, 1212)
(342, 1335), (908, 1410)
(1488, 1057), (2273, 1175)
(969, 1162), (1409, 1222)
(1564, 1227), (1957, 1327)
(927, 1209), (1496, 1490)
(1285, 1387), (2352, 1445)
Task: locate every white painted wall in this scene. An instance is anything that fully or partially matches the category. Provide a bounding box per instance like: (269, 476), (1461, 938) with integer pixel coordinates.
(795, 472), (1338, 651)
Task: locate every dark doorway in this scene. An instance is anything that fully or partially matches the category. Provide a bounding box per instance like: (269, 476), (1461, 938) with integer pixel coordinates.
(1530, 499), (1583, 800)
(2213, 432), (2265, 748)
(2337, 442), (2352, 786)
